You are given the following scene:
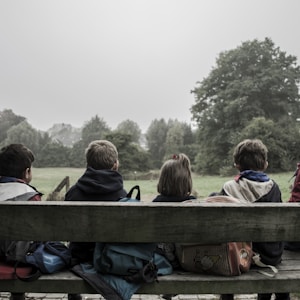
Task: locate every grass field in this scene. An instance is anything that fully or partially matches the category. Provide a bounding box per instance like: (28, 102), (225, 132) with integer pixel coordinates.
(31, 168), (294, 202)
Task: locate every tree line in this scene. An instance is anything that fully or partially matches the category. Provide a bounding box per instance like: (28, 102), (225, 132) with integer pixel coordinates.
(0, 109), (197, 174)
(1, 38), (300, 175)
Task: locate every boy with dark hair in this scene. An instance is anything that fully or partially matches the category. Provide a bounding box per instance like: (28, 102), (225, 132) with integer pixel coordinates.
(0, 144), (42, 300)
(219, 139), (289, 300)
(0, 143), (42, 202)
(65, 140), (127, 300)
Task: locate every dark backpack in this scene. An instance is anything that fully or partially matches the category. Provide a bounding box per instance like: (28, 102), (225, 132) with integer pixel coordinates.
(25, 241), (71, 274)
(94, 185), (158, 283)
(0, 240), (40, 280)
(289, 162), (300, 203)
(285, 163), (300, 251)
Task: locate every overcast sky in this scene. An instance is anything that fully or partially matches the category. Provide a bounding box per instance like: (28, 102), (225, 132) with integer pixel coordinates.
(1, 0), (299, 133)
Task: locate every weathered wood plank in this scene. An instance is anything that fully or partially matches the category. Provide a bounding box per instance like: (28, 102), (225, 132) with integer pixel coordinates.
(0, 251), (299, 294)
(0, 201), (299, 243)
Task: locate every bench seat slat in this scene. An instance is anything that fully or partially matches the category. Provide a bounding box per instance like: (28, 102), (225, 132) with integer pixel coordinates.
(0, 251), (299, 294)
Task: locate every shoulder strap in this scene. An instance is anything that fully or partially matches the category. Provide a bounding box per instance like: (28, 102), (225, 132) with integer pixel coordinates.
(14, 262), (41, 282)
(252, 254), (278, 277)
(119, 185), (141, 202)
(127, 185), (140, 200)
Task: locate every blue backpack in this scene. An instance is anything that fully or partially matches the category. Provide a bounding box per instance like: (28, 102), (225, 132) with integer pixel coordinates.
(94, 185), (158, 283)
(25, 241), (71, 274)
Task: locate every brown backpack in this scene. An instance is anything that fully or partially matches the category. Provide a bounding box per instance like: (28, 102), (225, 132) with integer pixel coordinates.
(175, 196), (277, 277)
(175, 196), (253, 276)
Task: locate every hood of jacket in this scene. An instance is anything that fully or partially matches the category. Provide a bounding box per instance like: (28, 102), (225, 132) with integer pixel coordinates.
(76, 167), (124, 195)
(223, 177), (275, 203)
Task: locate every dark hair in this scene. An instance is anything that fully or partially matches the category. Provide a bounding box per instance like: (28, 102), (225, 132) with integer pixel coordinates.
(233, 139), (268, 171)
(0, 144), (34, 179)
(157, 153), (192, 198)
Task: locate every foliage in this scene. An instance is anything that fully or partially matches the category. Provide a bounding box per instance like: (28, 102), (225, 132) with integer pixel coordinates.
(116, 119), (142, 144)
(0, 120), (52, 157)
(146, 118), (197, 168)
(35, 142), (71, 167)
(68, 115), (112, 168)
(165, 120), (184, 156)
(0, 109), (25, 143)
(105, 131), (151, 173)
(81, 115), (111, 146)
(191, 38), (300, 174)
(68, 139), (86, 168)
(47, 123), (81, 147)
(146, 118), (168, 168)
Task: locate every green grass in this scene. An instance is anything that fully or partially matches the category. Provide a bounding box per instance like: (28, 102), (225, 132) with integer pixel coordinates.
(32, 168), (293, 202)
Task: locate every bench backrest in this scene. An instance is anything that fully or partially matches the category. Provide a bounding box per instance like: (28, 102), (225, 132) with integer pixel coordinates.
(0, 201), (299, 243)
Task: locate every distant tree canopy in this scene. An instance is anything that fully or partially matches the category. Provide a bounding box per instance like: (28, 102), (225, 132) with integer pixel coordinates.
(146, 118), (197, 169)
(0, 111), (153, 172)
(116, 119), (142, 144)
(81, 115), (111, 146)
(0, 109), (26, 142)
(105, 131), (151, 173)
(191, 38), (300, 174)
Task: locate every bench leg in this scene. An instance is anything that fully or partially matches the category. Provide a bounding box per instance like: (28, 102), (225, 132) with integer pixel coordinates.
(220, 294), (234, 300)
(68, 294), (82, 300)
(10, 293), (25, 300)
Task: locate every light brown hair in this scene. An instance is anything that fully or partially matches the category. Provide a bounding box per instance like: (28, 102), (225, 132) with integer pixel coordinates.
(157, 153), (192, 197)
(85, 140), (118, 170)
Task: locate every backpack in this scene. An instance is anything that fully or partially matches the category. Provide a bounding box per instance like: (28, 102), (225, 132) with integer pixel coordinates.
(25, 241), (71, 274)
(285, 163), (300, 251)
(288, 162), (300, 203)
(0, 240), (40, 280)
(94, 185), (158, 283)
(119, 184), (140, 202)
(175, 196), (278, 277)
(73, 252), (173, 300)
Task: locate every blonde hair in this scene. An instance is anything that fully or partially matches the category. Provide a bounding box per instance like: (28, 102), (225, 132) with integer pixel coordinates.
(157, 153), (192, 197)
(85, 140), (118, 170)
(233, 139), (268, 171)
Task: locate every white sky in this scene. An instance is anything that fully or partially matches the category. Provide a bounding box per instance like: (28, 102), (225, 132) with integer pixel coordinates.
(1, 0), (300, 133)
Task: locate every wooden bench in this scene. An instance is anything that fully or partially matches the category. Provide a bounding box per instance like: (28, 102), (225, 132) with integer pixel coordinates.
(0, 201), (300, 296)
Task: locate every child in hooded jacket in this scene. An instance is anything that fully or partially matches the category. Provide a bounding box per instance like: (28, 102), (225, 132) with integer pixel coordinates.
(218, 139), (289, 300)
(65, 140), (127, 300)
(0, 144), (43, 300)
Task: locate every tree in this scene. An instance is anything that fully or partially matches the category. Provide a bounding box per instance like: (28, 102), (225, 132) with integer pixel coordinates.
(116, 119), (142, 144)
(191, 38), (300, 174)
(68, 115), (112, 167)
(146, 119), (168, 168)
(164, 120), (185, 158)
(0, 109), (26, 143)
(1, 121), (48, 156)
(69, 139), (86, 168)
(36, 141), (71, 167)
(105, 132), (151, 173)
(81, 115), (111, 146)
